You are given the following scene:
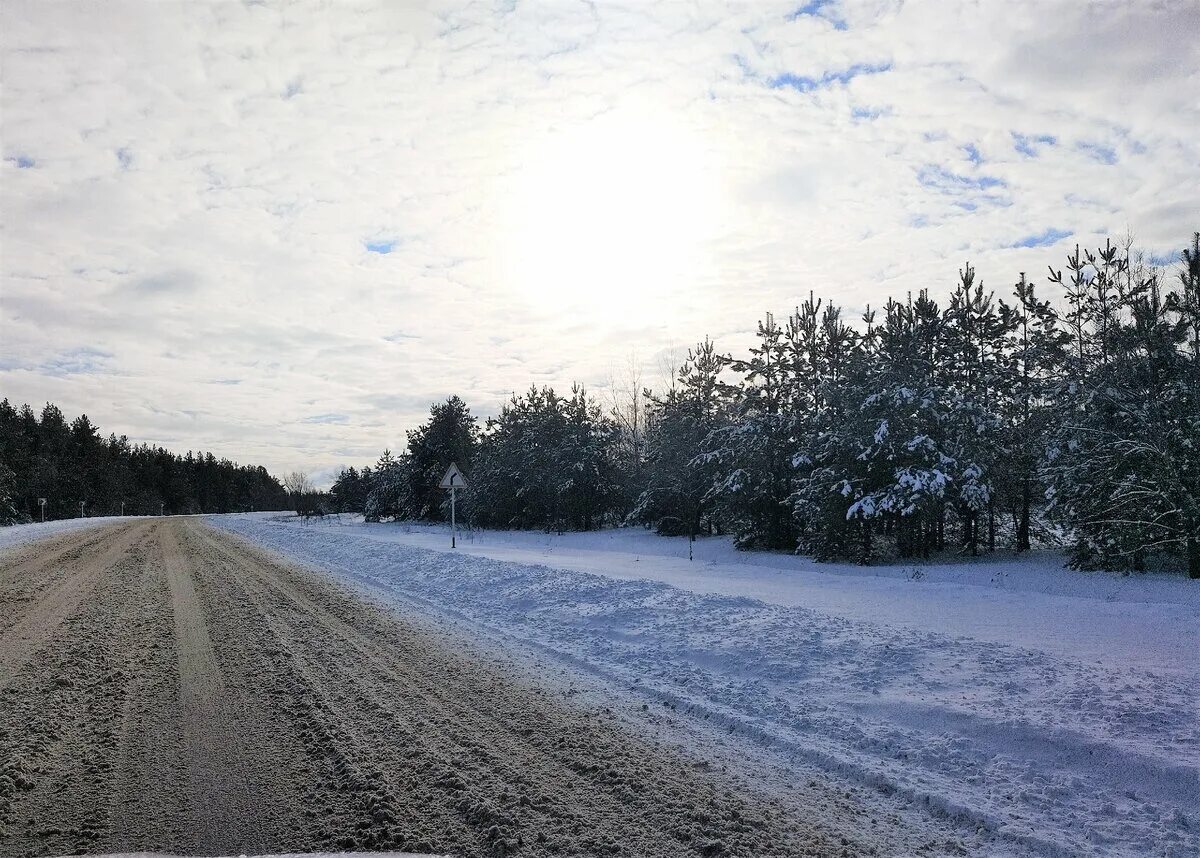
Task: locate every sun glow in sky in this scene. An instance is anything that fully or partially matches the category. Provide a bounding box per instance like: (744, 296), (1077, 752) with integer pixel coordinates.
(1, 1), (1197, 484)
(503, 108), (721, 323)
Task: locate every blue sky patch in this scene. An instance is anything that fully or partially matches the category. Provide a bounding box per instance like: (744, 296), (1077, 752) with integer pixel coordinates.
(917, 164), (1006, 192)
(1011, 132), (1057, 157)
(1077, 141), (1117, 165)
(116, 147), (133, 169)
(769, 72), (818, 92)
(7, 155), (35, 169)
(787, 0), (847, 29)
(851, 106), (887, 120)
(35, 347), (114, 376)
(962, 143), (982, 165)
(790, 0), (832, 17)
(1011, 228), (1072, 248)
(384, 330), (421, 343)
(769, 62), (890, 93)
(365, 239), (397, 254)
(301, 413), (349, 424)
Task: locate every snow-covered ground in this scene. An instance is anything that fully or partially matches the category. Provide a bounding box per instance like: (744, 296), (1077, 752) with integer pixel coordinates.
(0, 515), (129, 551)
(211, 514), (1200, 858)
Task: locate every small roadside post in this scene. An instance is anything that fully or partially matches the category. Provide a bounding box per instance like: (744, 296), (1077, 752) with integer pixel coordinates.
(438, 462), (468, 548)
(38, 498), (46, 523)
(79, 501), (86, 519)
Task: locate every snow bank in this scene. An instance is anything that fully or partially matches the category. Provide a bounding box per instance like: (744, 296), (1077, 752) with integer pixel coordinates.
(0, 516), (128, 552)
(213, 515), (1200, 858)
(238, 515), (1200, 671)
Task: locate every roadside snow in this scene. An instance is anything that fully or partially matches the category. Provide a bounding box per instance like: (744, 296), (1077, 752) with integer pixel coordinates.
(0, 516), (128, 551)
(239, 516), (1199, 673)
(213, 514), (1200, 858)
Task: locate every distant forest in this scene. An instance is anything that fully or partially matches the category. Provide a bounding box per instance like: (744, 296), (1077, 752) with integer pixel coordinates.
(333, 232), (1200, 577)
(0, 401), (289, 522)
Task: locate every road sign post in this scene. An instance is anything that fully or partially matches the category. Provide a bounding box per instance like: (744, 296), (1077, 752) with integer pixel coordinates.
(438, 463), (468, 549)
(38, 498), (46, 523)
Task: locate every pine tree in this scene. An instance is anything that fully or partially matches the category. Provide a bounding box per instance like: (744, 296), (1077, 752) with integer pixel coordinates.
(632, 338), (733, 538)
(706, 314), (800, 549)
(0, 401), (289, 520)
(1045, 240), (1200, 577)
(400, 396), (479, 521)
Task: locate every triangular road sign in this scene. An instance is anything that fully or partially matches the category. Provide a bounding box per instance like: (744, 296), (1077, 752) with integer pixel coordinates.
(439, 462), (468, 489)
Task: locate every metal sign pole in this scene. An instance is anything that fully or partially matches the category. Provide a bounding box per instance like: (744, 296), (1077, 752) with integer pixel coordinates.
(439, 463), (467, 549)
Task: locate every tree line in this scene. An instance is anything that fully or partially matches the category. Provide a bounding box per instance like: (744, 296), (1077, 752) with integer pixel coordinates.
(334, 232), (1200, 577)
(0, 400), (290, 522)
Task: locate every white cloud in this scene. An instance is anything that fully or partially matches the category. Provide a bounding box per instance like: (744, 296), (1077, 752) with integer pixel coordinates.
(2, 0), (1197, 485)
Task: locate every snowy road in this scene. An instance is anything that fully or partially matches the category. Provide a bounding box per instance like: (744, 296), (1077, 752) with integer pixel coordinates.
(213, 515), (1200, 858)
(2, 519), (849, 858)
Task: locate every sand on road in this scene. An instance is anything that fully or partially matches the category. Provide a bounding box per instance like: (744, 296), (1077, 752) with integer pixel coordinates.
(0, 519), (855, 858)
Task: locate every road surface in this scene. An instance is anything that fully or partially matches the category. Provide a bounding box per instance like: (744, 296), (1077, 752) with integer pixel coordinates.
(0, 519), (852, 858)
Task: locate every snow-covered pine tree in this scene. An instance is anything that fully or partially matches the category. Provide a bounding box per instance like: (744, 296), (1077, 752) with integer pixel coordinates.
(399, 396), (478, 521)
(704, 313), (800, 550)
(1044, 239), (1200, 577)
(0, 461), (22, 525)
(1002, 273), (1070, 550)
(364, 449), (407, 521)
(789, 299), (864, 559)
(631, 337), (733, 537)
(558, 384), (624, 531)
(331, 466), (372, 514)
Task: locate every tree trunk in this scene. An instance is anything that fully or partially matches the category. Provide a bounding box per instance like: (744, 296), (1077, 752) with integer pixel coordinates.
(1189, 536), (1200, 580)
(1016, 478), (1031, 552)
(988, 502), (996, 553)
(859, 519), (872, 566)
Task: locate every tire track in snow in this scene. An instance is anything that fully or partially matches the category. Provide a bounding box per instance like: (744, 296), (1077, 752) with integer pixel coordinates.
(159, 521), (273, 853)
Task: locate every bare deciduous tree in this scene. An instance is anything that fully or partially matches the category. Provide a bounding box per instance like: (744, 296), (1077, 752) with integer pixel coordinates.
(282, 470), (314, 499)
(606, 352), (646, 468)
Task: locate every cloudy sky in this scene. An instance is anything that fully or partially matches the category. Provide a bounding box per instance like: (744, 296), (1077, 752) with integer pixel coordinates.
(2, 0), (1197, 485)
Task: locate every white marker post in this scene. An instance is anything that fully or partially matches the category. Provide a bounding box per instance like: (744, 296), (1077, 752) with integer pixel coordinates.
(38, 498), (46, 523)
(438, 462), (469, 549)
(79, 501), (86, 519)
